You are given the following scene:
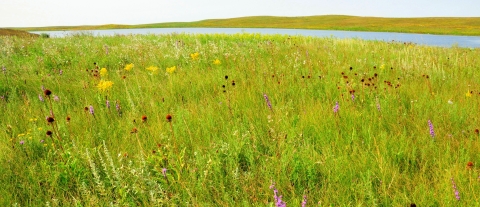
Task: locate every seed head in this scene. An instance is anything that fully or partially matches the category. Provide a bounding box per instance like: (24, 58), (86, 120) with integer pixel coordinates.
(46, 116), (55, 123)
(166, 114), (172, 122)
(142, 115), (147, 122)
(43, 89), (52, 96)
(46, 130), (53, 136)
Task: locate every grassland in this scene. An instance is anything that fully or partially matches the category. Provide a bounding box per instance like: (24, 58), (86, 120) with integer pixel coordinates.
(15, 15), (480, 36)
(0, 28), (39, 37)
(1, 33), (480, 206)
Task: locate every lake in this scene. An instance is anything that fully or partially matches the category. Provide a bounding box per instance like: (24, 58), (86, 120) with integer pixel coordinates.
(32, 28), (480, 48)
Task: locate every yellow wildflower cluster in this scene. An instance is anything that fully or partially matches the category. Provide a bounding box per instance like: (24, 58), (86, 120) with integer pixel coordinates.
(97, 80), (114, 91)
(166, 66), (176, 74)
(146, 66), (159, 73)
(190, 52), (200, 60)
(100, 68), (108, 76)
(466, 91), (473, 97)
(213, 59), (221, 65)
(124, 63), (134, 71)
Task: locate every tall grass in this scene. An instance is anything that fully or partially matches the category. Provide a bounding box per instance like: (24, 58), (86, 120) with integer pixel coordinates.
(1, 33), (480, 206)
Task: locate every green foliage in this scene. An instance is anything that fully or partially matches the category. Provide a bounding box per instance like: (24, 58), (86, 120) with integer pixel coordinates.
(1, 33), (480, 206)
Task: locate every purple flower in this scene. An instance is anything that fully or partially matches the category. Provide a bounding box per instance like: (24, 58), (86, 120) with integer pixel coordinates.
(263, 93), (272, 110)
(351, 93), (355, 102)
(19, 140), (25, 145)
(38, 94), (44, 102)
(333, 102), (339, 113)
(41, 85), (45, 91)
(40, 140), (44, 143)
(451, 177), (460, 201)
(162, 168), (167, 177)
(89, 105), (94, 115)
(302, 195), (307, 207)
(270, 182), (286, 207)
(53, 95), (60, 102)
(106, 100), (110, 109)
(428, 120), (435, 138)
(59, 70), (63, 75)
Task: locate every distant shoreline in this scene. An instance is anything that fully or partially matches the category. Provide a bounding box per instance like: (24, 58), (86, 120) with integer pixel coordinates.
(5, 15), (480, 36)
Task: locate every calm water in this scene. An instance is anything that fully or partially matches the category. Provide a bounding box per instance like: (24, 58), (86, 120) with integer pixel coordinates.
(32, 28), (480, 48)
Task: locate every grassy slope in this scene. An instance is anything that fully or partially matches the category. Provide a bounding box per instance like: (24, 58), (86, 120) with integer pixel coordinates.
(0, 28), (39, 37)
(15, 15), (480, 36)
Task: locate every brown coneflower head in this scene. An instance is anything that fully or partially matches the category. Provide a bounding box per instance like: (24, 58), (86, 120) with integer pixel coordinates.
(66, 116), (71, 123)
(142, 115), (147, 122)
(43, 89), (52, 97)
(467, 161), (474, 169)
(46, 130), (53, 136)
(131, 127), (138, 134)
(475, 129), (479, 135)
(46, 116), (55, 123)
(166, 114), (172, 122)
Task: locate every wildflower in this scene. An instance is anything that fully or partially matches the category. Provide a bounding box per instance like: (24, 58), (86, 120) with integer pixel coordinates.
(46, 131), (53, 136)
(106, 100), (110, 109)
(428, 120), (435, 138)
(451, 177), (460, 201)
(40, 140), (44, 143)
(213, 59), (221, 65)
(116, 101), (121, 112)
(269, 182), (286, 207)
(146, 66), (159, 73)
(124, 63), (134, 71)
(43, 89), (52, 97)
(190, 52), (200, 60)
(53, 95), (60, 102)
(351, 93), (355, 102)
(466, 91), (473, 97)
(89, 105), (94, 115)
(99, 68), (108, 76)
(59, 70), (63, 75)
(376, 98), (381, 111)
(66, 116), (71, 123)
(166, 66), (176, 74)
(380, 64), (385, 69)
(130, 127), (138, 133)
(333, 102), (339, 113)
(38, 94), (44, 102)
(448, 100), (453, 104)
(104, 45), (109, 55)
(161, 168), (167, 177)
(467, 161), (474, 169)
(263, 93), (272, 110)
(302, 195), (307, 207)
(142, 115), (147, 122)
(166, 114), (172, 122)
(19, 140), (25, 145)
(97, 80), (114, 91)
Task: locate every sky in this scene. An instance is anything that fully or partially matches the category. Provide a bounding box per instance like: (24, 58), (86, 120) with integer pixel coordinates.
(1, 0), (479, 28)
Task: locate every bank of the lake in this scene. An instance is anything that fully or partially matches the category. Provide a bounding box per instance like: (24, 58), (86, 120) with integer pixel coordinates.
(18, 15), (480, 36)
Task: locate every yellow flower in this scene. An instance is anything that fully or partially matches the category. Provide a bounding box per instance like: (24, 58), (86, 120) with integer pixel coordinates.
(380, 64), (385, 70)
(100, 68), (108, 76)
(124, 63), (134, 71)
(190, 52), (200, 60)
(466, 91), (473, 97)
(97, 80), (114, 91)
(38, 127), (42, 131)
(146, 66), (159, 73)
(17, 133), (25, 137)
(213, 59), (221, 65)
(166, 66), (176, 74)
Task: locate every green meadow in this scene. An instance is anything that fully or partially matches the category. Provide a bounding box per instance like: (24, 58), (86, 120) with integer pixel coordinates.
(1, 33), (480, 206)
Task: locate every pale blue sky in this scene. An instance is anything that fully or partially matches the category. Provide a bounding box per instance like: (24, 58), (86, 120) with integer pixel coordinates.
(1, 0), (478, 27)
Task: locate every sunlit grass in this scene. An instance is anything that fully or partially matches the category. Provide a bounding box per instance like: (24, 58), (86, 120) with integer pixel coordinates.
(1, 33), (480, 206)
